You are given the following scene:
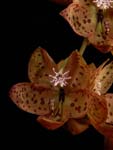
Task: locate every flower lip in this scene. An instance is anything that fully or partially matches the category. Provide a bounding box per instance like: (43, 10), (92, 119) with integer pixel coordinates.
(49, 68), (71, 87)
(93, 0), (113, 9)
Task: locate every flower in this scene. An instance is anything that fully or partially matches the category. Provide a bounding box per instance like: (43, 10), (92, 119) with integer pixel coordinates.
(9, 47), (90, 130)
(65, 60), (113, 135)
(9, 47), (113, 133)
(88, 60), (113, 140)
(60, 0), (113, 53)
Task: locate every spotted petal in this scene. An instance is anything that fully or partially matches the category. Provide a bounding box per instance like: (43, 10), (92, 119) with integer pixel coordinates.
(64, 89), (89, 119)
(60, 1), (97, 37)
(9, 82), (59, 115)
(28, 47), (57, 84)
(87, 91), (108, 125)
(92, 61), (113, 95)
(105, 94), (113, 124)
(64, 51), (89, 90)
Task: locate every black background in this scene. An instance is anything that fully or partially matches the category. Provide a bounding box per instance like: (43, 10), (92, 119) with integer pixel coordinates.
(1, 1), (113, 149)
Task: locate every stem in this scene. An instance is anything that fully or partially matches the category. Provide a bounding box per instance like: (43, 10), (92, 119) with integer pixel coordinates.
(79, 38), (89, 56)
(104, 137), (113, 150)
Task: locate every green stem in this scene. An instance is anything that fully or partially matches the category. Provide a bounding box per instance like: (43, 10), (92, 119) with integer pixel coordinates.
(79, 38), (89, 55)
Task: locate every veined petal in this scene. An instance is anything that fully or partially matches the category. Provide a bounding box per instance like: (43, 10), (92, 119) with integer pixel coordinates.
(60, 1), (97, 37)
(87, 91), (108, 125)
(28, 47), (57, 84)
(9, 82), (59, 115)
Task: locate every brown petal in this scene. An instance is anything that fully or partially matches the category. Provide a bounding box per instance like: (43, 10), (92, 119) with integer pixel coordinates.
(64, 89), (88, 119)
(87, 92), (108, 125)
(65, 118), (89, 135)
(28, 47), (57, 84)
(37, 115), (67, 130)
(64, 51), (89, 90)
(9, 82), (59, 115)
(60, 2), (97, 37)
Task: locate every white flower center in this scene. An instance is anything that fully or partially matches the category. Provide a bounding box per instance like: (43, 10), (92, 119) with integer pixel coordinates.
(93, 0), (113, 9)
(49, 68), (71, 87)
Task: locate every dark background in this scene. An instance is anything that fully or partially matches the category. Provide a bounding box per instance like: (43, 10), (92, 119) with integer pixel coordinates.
(2, 1), (113, 149)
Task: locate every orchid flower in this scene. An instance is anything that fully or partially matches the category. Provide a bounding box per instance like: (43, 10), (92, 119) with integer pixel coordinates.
(89, 60), (113, 142)
(9, 47), (91, 130)
(60, 0), (113, 53)
(65, 60), (113, 136)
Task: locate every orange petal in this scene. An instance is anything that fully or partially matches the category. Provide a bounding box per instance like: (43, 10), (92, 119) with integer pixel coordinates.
(64, 51), (89, 90)
(93, 122), (113, 139)
(89, 21), (113, 53)
(65, 118), (89, 135)
(87, 93), (113, 138)
(37, 115), (67, 130)
(60, 2), (97, 37)
(28, 47), (57, 84)
(9, 82), (59, 115)
(105, 94), (113, 124)
(64, 89), (89, 119)
(87, 92), (107, 125)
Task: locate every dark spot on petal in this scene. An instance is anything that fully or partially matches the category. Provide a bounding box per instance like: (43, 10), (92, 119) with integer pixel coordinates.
(40, 98), (45, 105)
(26, 100), (29, 104)
(70, 103), (75, 107)
(34, 100), (37, 104)
(110, 112), (113, 116)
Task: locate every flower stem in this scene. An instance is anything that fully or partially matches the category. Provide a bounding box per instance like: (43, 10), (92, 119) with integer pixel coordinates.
(104, 137), (113, 150)
(79, 38), (89, 55)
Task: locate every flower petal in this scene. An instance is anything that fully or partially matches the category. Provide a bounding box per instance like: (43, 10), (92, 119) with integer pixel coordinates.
(28, 47), (57, 84)
(65, 118), (89, 135)
(37, 115), (67, 130)
(105, 94), (113, 124)
(87, 92), (108, 125)
(64, 89), (88, 119)
(88, 21), (113, 53)
(60, 1), (97, 37)
(9, 82), (59, 115)
(92, 61), (113, 95)
(64, 51), (89, 90)
(93, 122), (113, 139)
(92, 94), (113, 138)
